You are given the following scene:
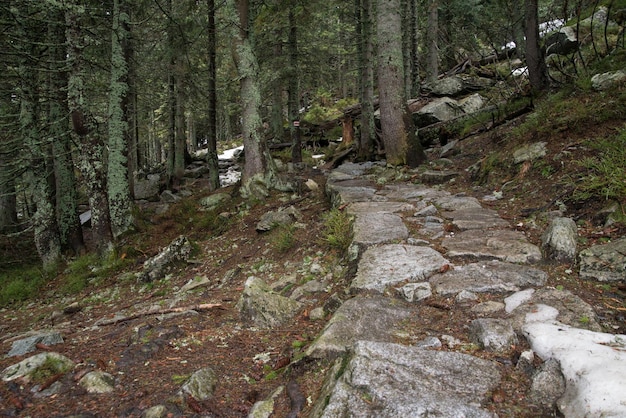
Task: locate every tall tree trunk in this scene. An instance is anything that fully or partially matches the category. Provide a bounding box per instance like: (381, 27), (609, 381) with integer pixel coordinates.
(0, 147), (18, 233)
(166, 0), (177, 188)
(48, 8), (85, 254)
(270, 33), (284, 143)
(206, 0), (220, 191)
(287, 8), (301, 164)
(524, 0), (549, 92)
(377, 0), (426, 167)
(228, 0), (279, 198)
(410, 0), (420, 97)
(175, 75), (186, 180)
(67, 6), (114, 258)
(20, 44), (62, 270)
(426, 0), (439, 82)
(358, 0), (376, 161)
(107, 0), (135, 238)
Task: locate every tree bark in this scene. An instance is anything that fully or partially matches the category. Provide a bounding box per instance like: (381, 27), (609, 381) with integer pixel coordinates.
(288, 8), (302, 164)
(376, 0), (426, 167)
(358, 0), (376, 161)
(228, 0), (278, 198)
(107, 0), (135, 238)
(67, 6), (114, 258)
(524, 0), (549, 92)
(206, 0), (220, 191)
(48, 8), (85, 254)
(427, 0), (439, 82)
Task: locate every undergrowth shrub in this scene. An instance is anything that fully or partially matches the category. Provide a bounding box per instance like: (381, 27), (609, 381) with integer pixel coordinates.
(574, 128), (626, 203)
(0, 267), (46, 307)
(320, 209), (354, 252)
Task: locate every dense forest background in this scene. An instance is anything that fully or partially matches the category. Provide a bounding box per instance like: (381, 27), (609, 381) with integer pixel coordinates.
(0, 0), (625, 270)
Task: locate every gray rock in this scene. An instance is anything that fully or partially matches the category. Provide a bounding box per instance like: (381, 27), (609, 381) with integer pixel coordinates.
(508, 287), (602, 332)
(396, 282), (432, 303)
(545, 26), (578, 56)
(347, 201), (415, 215)
(591, 70), (626, 91)
(306, 295), (413, 358)
(309, 307), (326, 321)
(256, 206), (302, 232)
(420, 170), (459, 184)
(469, 318), (518, 352)
(181, 367), (218, 401)
(236, 277), (302, 328)
(311, 341), (500, 418)
(381, 183), (450, 201)
(459, 93), (486, 114)
(415, 336), (442, 349)
(430, 260), (547, 296)
(529, 359), (565, 407)
(352, 212), (408, 246)
(414, 97), (464, 126)
(134, 174), (161, 200)
(513, 142), (547, 164)
(139, 235), (192, 282)
(142, 405), (168, 418)
(352, 245), (449, 293)
(541, 217), (578, 261)
(78, 371), (115, 394)
(248, 386), (284, 418)
(160, 189), (181, 203)
(422, 75), (494, 97)
(456, 290), (478, 302)
(434, 194), (482, 210)
(442, 229), (542, 263)
(290, 279), (326, 301)
(471, 301), (505, 315)
(443, 207), (510, 230)
(579, 237), (626, 282)
(199, 192), (231, 211)
(8, 332), (64, 357)
(415, 204), (437, 217)
(2, 352), (74, 382)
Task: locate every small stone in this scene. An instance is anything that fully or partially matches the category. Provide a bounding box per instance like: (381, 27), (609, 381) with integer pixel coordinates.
(309, 307), (325, 321)
(456, 290), (478, 302)
(79, 371), (115, 394)
(471, 301), (505, 314)
(415, 336), (442, 349)
(181, 367), (218, 401)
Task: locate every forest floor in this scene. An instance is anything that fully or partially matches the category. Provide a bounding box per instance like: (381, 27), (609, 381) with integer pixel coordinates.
(1, 87), (626, 417)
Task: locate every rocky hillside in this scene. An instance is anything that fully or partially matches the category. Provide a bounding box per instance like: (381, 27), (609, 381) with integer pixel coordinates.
(1, 74), (626, 417)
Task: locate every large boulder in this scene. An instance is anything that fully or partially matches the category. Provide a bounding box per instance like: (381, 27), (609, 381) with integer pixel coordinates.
(139, 235), (192, 282)
(545, 26), (578, 56)
(579, 237), (626, 282)
(422, 74), (494, 97)
(591, 70), (626, 91)
(236, 277), (302, 328)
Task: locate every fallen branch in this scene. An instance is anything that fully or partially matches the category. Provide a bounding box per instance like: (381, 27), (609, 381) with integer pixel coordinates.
(96, 303), (223, 326)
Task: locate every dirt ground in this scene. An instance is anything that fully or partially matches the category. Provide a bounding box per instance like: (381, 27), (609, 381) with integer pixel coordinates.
(1, 110), (626, 417)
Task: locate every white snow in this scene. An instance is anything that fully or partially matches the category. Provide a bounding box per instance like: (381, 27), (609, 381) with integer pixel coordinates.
(523, 313), (626, 417)
(504, 288), (535, 313)
(218, 145), (244, 160)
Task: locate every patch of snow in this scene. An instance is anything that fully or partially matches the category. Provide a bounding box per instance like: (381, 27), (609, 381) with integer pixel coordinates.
(219, 146), (244, 160)
(523, 320), (626, 418)
(504, 288), (535, 313)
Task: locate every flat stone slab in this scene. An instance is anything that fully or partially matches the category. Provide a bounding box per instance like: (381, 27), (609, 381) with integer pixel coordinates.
(380, 184), (451, 201)
(430, 260), (547, 296)
(353, 213), (408, 246)
(327, 183), (378, 205)
(352, 244), (449, 293)
(305, 295), (413, 359)
(434, 195), (482, 210)
(443, 207), (510, 230)
(442, 229), (542, 263)
(523, 312), (626, 418)
(8, 332), (64, 357)
(347, 201), (415, 215)
(312, 341), (500, 418)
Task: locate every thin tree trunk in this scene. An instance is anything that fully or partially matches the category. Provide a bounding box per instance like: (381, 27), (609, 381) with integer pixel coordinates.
(377, 0), (426, 167)
(107, 0), (134, 238)
(229, 0), (278, 198)
(21, 50), (61, 270)
(66, 7), (114, 258)
(206, 0), (220, 191)
(427, 0), (439, 82)
(524, 0), (549, 92)
(48, 9), (85, 254)
(358, 0), (376, 161)
(288, 8), (301, 164)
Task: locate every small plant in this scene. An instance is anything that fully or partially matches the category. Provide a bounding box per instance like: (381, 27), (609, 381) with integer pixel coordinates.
(574, 130), (626, 203)
(270, 224), (296, 253)
(0, 267), (46, 307)
(171, 374), (190, 385)
(320, 209), (354, 252)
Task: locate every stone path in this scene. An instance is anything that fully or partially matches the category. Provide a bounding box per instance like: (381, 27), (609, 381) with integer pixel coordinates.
(308, 162), (626, 418)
